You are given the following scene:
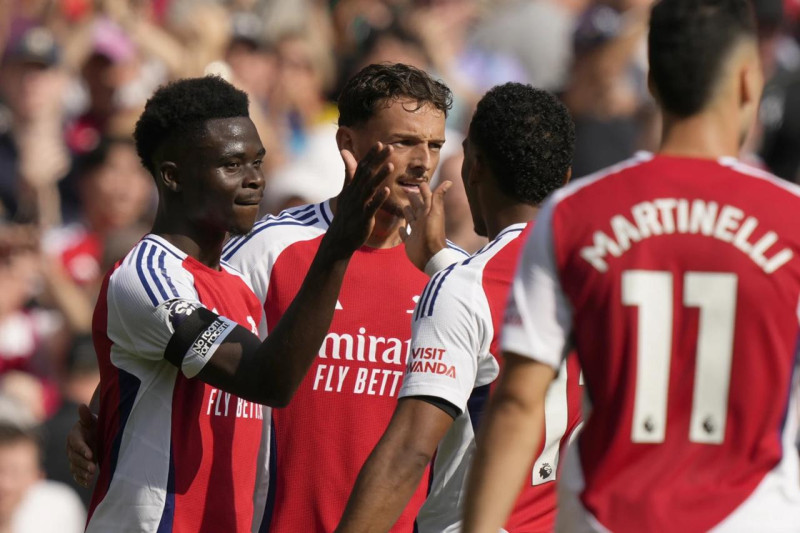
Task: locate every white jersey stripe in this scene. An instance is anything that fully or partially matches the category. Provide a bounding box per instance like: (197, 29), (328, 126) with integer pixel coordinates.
(222, 207), (320, 261)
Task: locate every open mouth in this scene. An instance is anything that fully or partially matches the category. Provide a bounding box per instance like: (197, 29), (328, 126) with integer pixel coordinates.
(397, 180), (423, 194)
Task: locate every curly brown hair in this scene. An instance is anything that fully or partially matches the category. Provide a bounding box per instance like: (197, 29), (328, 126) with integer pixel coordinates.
(337, 63), (452, 127)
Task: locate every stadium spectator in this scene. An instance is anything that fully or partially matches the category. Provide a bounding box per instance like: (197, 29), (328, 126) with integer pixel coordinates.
(0, 420), (84, 533)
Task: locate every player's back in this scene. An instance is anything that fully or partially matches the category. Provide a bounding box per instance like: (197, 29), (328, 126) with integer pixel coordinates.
(408, 224), (583, 533)
(549, 153), (800, 532)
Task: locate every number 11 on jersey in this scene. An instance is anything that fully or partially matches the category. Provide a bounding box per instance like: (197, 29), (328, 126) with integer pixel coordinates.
(622, 270), (738, 445)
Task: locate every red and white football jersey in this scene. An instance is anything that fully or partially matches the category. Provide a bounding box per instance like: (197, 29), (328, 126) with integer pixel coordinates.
(400, 223), (583, 533)
(222, 201), (469, 533)
(503, 153), (800, 532)
(88, 235), (266, 533)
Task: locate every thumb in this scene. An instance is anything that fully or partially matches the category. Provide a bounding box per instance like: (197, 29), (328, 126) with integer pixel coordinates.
(340, 149), (358, 185)
(431, 180), (453, 213)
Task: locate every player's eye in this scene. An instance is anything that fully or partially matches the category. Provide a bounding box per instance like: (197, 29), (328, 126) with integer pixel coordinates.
(253, 159), (263, 169)
(224, 161), (241, 170)
(393, 140), (415, 147)
(430, 143), (443, 152)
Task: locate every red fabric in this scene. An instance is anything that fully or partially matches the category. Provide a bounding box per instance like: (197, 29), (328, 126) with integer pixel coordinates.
(551, 156), (800, 532)
(90, 256), (264, 533)
(60, 231), (102, 285)
(484, 225), (583, 532)
(265, 237), (431, 533)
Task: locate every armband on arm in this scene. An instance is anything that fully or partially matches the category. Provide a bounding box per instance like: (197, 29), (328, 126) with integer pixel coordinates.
(165, 307), (241, 378)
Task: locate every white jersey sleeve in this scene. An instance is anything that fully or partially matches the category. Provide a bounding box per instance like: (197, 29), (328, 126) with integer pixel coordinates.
(106, 240), (222, 378)
(501, 199), (573, 370)
(400, 264), (496, 412)
(222, 202), (330, 337)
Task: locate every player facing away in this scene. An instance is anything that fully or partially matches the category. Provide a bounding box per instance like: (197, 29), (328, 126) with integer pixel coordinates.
(463, 1), (800, 532)
(335, 83), (582, 533)
(81, 77), (394, 533)
(218, 63), (467, 533)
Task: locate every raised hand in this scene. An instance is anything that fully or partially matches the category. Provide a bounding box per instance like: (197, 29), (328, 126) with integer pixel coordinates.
(66, 404), (98, 488)
(324, 143), (393, 258)
(400, 180), (452, 271)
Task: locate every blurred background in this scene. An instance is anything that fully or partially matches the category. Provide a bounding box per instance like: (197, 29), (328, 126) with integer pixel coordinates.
(0, 0), (798, 530)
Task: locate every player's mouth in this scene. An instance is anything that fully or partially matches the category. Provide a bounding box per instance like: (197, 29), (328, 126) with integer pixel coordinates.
(234, 195), (262, 207)
(397, 178), (425, 194)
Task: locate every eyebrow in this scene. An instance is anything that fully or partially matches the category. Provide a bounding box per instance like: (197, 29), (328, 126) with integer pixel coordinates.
(219, 146), (267, 159)
(389, 133), (446, 143)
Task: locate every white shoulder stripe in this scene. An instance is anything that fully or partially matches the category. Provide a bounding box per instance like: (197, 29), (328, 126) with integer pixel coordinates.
(721, 158), (800, 199)
(550, 152), (654, 206)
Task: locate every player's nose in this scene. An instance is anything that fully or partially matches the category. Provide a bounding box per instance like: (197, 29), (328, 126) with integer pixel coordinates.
(243, 164), (266, 191)
(409, 144), (432, 172)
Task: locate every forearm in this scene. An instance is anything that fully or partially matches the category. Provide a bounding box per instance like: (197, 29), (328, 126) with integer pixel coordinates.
(256, 236), (351, 405)
(463, 390), (545, 533)
(337, 435), (431, 532)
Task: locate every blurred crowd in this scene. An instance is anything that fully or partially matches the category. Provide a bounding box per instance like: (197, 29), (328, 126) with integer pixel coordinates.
(0, 0), (799, 530)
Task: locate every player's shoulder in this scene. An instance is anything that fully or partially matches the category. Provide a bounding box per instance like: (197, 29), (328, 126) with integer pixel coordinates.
(109, 235), (191, 308)
(221, 201), (330, 263)
(412, 228), (526, 323)
(444, 239), (470, 259)
(718, 157), (800, 201)
(547, 152), (655, 209)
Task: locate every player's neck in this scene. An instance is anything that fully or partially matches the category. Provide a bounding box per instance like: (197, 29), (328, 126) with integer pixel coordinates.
(151, 214), (226, 269)
(486, 204), (538, 240)
(659, 108), (742, 160)
(366, 209), (404, 249)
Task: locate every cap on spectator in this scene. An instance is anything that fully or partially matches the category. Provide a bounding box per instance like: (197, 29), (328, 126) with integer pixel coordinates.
(230, 12), (270, 50)
(3, 26), (59, 67)
(91, 18), (136, 63)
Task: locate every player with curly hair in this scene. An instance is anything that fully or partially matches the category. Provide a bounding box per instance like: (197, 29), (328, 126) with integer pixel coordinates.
(335, 82), (579, 533)
(74, 75), (394, 533)
(465, 1), (800, 531)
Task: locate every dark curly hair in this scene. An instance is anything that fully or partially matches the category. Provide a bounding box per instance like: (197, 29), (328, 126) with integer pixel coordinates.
(133, 76), (250, 176)
(649, 0), (757, 117)
(469, 83), (575, 205)
(337, 63), (452, 127)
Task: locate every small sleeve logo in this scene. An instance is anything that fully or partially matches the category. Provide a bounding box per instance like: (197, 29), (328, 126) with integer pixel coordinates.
(165, 300), (201, 333)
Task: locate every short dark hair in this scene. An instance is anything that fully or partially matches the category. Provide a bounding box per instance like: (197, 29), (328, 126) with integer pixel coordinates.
(649, 0), (757, 117)
(134, 76), (250, 176)
(337, 63), (452, 127)
(469, 83), (575, 205)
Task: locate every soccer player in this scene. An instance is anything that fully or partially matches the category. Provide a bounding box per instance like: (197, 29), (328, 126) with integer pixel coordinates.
(335, 83), (581, 533)
(80, 76), (394, 533)
(464, 1), (800, 532)
(218, 63), (465, 533)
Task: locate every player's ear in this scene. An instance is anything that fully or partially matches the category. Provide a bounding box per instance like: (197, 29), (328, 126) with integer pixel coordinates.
(470, 150), (488, 186)
(740, 53), (763, 111)
(336, 127), (355, 154)
(159, 162), (181, 192)
(563, 166), (573, 186)
(647, 70), (659, 102)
